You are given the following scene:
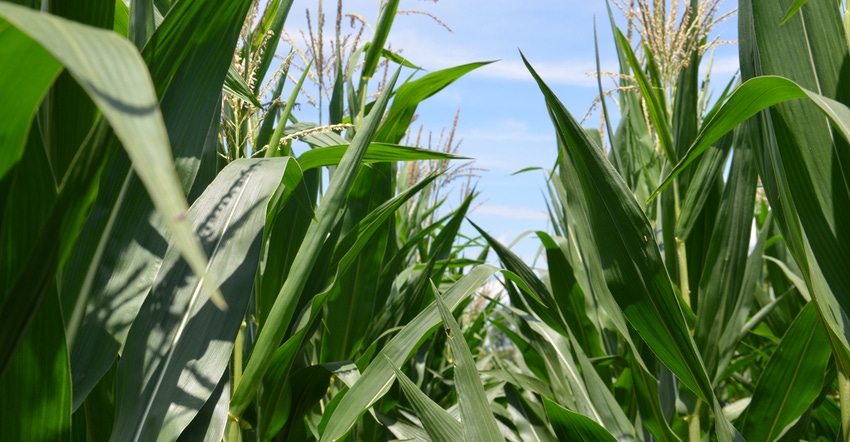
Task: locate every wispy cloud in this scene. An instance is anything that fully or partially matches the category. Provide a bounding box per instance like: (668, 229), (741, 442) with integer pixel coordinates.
(475, 59), (600, 86)
(472, 204), (549, 221)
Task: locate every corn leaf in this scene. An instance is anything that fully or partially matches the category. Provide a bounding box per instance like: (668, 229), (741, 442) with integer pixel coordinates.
(62, 0), (253, 408)
(230, 69), (403, 417)
(0, 290), (71, 441)
(318, 264), (500, 442)
(543, 398), (617, 442)
(522, 52), (714, 405)
(739, 302), (831, 441)
(388, 358), (461, 442)
(433, 282), (503, 441)
(111, 158), (298, 441)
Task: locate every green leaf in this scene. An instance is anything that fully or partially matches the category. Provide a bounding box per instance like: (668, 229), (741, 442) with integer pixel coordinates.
(693, 141), (758, 377)
(651, 75), (850, 201)
(111, 158), (297, 441)
(224, 65), (262, 107)
(780, 0), (810, 24)
(297, 143), (467, 170)
(433, 282), (503, 442)
(615, 28), (675, 164)
(739, 303), (831, 441)
(0, 21), (61, 180)
(361, 0), (399, 80)
(318, 264), (500, 442)
(63, 0), (253, 407)
(543, 398), (617, 442)
(376, 62), (493, 144)
(0, 2), (224, 311)
(387, 358), (461, 442)
(0, 290), (71, 442)
(522, 52), (714, 405)
(230, 69), (403, 417)
(739, 0), (850, 410)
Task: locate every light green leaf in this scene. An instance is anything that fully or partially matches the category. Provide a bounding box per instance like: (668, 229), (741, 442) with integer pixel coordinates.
(0, 21), (61, 180)
(543, 398), (617, 442)
(111, 158), (297, 441)
(361, 0), (399, 80)
(231, 69), (403, 417)
(0, 3), (224, 311)
(433, 282), (504, 442)
(297, 143), (467, 170)
(319, 264), (500, 442)
(387, 358), (461, 442)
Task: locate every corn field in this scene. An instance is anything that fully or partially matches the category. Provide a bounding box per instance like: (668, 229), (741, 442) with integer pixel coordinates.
(1, 0), (850, 440)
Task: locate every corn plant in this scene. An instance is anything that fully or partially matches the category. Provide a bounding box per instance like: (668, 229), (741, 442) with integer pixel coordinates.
(0, 0), (495, 440)
(470, 0), (850, 440)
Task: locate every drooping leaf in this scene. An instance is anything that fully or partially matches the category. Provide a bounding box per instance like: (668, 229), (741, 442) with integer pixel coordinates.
(544, 398), (617, 442)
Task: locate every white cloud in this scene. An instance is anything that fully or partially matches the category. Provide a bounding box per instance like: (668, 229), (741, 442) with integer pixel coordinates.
(475, 59), (600, 86)
(472, 204), (550, 221)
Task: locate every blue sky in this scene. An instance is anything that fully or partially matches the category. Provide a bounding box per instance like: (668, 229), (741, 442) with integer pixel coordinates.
(283, 0), (740, 262)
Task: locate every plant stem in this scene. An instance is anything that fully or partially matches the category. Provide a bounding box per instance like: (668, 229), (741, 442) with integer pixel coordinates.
(687, 401), (702, 442)
(838, 363), (850, 442)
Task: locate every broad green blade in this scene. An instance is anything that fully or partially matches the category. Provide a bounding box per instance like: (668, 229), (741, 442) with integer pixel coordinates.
(177, 370), (230, 442)
(651, 76), (850, 201)
(739, 303), (831, 441)
(715, 212), (773, 383)
(0, 119), (113, 379)
(693, 141), (758, 377)
(322, 159), (394, 363)
(433, 283), (503, 442)
(63, 0), (253, 407)
(740, 0), (850, 401)
(0, 2), (223, 311)
(522, 53), (714, 404)
(111, 158), (297, 441)
(376, 62), (493, 144)
(537, 231), (604, 358)
(0, 22), (61, 180)
(543, 398), (617, 442)
(318, 265), (500, 442)
(0, 290), (71, 441)
(46, 0), (114, 181)
(388, 358), (461, 442)
(675, 131), (732, 240)
(361, 0), (399, 80)
(503, 384), (557, 442)
(297, 143), (467, 170)
(230, 69), (403, 417)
